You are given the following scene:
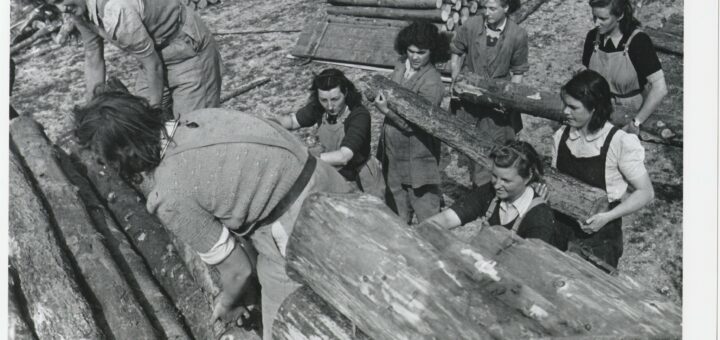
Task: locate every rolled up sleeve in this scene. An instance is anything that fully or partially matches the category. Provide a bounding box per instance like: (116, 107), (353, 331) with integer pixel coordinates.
(616, 133), (647, 181)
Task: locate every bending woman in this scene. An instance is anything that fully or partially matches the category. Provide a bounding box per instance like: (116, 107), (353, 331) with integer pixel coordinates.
(554, 70), (654, 269)
(583, 0), (668, 134)
(273, 69), (383, 196)
(374, 20), (450, 224)
(427, 141), (561, 248)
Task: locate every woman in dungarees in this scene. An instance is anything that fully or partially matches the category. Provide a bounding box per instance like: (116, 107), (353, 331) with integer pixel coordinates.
(426, 141), (561, 249)
(274, 69), (384, 197)
(583, 0), (668, 134)
(553, 70), (654, 270)
(374, 21), (451, 224)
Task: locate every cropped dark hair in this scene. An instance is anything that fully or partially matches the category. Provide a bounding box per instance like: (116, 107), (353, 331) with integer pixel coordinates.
(309, 68), (362, 109)
(561, 69), (614, 134)
(589, 0), (641, 35)
(490, 140), (544, 184)
(495, 0), (522, 14)
(394, 21), (451, 64)
(74, 86), (166, 181)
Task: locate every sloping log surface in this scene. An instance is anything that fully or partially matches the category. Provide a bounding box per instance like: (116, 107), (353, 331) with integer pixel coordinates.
(10, 117), (158, 339)
(509, 0), (550, 24)
(273, 286), (371, 340)
(56, 150), (192, 340)
(328, 0), (441, 9)
(454, 71), (683, 146)
(327, 7), (445, 22)
(9, 150), (102, 339)
(419, 219), (682, 337)
(8, 267), (37, 340)
(288, 192), (552, 339)
(364, 74), (609, 222)
(66, 140), (258, 340)
(645, 28), (682, 55)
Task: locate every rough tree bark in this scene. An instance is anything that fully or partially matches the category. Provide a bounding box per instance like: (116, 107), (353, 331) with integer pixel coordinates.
(9, 150), (102, 339)
(287, 192), (554, 340)
(66, 140), (261, 340)
(509, 0), (551, 24)
(454, 72), (683, 146)
(327, 6), (445, 22)
(10, 117), (158, 339)
(415, 220), (683, 337)
(363, 74), (610, 223)
(8, 266), (37, 340)
(56, 150), (192, 340)
(272, 286), (371, 340)
(328, 0), (441, 9)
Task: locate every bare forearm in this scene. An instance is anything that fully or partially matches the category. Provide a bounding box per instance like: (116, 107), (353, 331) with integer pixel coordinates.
(451, 53), (463, 80)
(84, 54), (105, 102)
(635, 80), (668, 124)
(320, 147), (354, 166)
(604, 188), (654, 222)
(142, 60), (165, 108)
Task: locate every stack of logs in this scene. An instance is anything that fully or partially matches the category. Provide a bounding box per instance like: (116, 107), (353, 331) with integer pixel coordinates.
(325, 0), (479, 32)
(182, 0), (221, 10)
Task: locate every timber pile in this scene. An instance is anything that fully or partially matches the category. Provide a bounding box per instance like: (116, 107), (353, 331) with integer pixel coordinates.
(453, 72), (683, 146)
(9, 116), (260, 340)
(293, 0), (550, 68)
(283, 192), (681, 339)
(182, 0), (221, 10)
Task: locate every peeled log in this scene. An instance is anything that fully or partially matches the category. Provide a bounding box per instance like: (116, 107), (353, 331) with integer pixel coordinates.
(66, 140), (259, 340)
(288, 192), (553, 339)
(9, 150), (102, 339)
(363, 74), (609, 222)
(509, 0), (551, 24)
(328, 0), (441, 9)
(273, 286), (371, 340)
(415, 220), (682, 337)
(56, 151), (192, 340)
(453, 72), (683, 146)
(327, 6), (445, 22)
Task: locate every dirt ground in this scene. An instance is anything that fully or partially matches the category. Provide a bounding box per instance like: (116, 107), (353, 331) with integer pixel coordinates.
(10, 0), (683, 307)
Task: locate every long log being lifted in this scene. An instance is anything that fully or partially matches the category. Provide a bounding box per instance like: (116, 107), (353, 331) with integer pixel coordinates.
(453, 72), (683, 146)
(419, 219), (682, 337)
(363, 74), (609, 222)
(9, 150), (102, 340)
(273, 286), (371, 340)
(10, 117), (159, 339)
(287, 193), (548, 339)
(327, 6), (446, 22)
(66, 141), (260, 340)
(509, 0), (550, 24)
(329, 0), (442, 9)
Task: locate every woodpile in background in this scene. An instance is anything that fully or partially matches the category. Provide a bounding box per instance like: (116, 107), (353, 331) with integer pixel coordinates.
(182, 0), (221, 10)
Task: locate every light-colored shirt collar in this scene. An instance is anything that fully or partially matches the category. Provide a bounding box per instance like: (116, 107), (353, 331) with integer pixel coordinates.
(499, 186), (534, 222)
(160, 119), (180, 160)
(403, 58), (418, 80)
(603, 33), (623, 49)
(485, 17), (507, 34)
(567, 122), (613, 143)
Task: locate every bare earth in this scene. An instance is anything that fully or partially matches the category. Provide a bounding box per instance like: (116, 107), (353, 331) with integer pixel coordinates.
(10, 0), (683, 305)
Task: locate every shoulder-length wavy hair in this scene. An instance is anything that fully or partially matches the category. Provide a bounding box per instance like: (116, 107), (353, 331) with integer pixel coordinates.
(490, 140), (544, 184)
(589, 0), (641, 35)
(561, 69), (614, 134)
(308, 68), (363, 109)
(74, 87), (166, 182)
(394, 21), (451, 64)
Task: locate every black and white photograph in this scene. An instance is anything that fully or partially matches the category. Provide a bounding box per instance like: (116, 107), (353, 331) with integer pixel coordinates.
(3, 0), (717, 338)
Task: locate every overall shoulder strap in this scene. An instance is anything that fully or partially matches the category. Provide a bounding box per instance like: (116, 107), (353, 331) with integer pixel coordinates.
(510, 197), (546, 233)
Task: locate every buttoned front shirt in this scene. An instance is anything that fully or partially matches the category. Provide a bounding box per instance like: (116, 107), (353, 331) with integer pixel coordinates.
(499, 186), (533, 225)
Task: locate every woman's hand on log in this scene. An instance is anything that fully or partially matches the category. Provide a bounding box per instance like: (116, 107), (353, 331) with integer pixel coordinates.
(622, 121), (640, 135)
(582, 212), (611, 234)
(374, 91), (390, 114)
(212, 245), (254, 325)
(530, 182), (549, 201)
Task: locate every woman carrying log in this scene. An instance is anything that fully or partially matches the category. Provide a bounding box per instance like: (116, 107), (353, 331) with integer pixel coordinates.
(449, 0), (529, 187)
(553, 70), (654, 270)
(73, 88), (352, 340)
(51, 0), (221, 117)
(582, 0), (668, 134)
(374, 21), (450, 224)
(426, 140), (561, 248)
(273, 69), (384, 197)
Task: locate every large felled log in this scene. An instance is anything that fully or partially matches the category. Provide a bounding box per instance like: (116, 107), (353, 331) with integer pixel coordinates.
(417, 220), (682, 337)
(65, 140), (261, 340)
(509, 0), (551, 24)
(10, 117), (159, 339)
(272, 286), (371, 340)
(56, 150), (192, 340)
(327, 6), (446, 22)
(329, 0), (441, 9)
(288, 192), (556, 339)
(363, 74), (609, 222)
(8, 266), (37, 340)
(454, 72), (683, 146)
(9, 150), (102, 339)
(645, 27), (682, 55)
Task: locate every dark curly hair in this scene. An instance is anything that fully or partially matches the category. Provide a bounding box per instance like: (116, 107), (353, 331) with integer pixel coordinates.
(490, 140), (544, 184)
(309, 68), (362, 109)
(589, 0), (641, 35)
(74, 85), (166, 182)
(560, 69), (614, 134)
(394, 21), (451, 64)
